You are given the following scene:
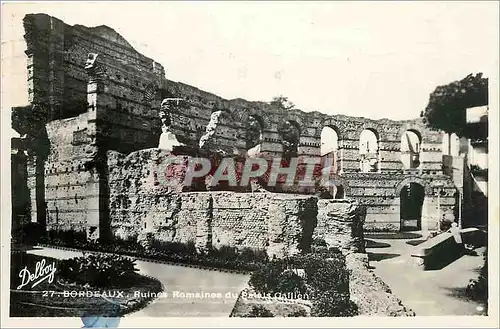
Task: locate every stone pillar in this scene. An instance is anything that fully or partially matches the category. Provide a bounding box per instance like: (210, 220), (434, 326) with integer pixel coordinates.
(377, 141), (382, 173)
(314, 199), (366, 255)
(267, 196), (317, 259)
(191, 193), (213, 252)
(85, 167), (101, 240)
(24, 14), (65, 114)
(339, 140), (344, 174)
(83, 53), (110, 241)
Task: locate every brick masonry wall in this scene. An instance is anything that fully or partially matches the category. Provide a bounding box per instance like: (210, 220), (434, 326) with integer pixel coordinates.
(106, 148), (367, 258)
(43, 113), (90, 231)
(314, 199), (365, 255)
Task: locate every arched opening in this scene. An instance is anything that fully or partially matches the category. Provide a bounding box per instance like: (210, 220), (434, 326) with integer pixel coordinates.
(334, 185), (345, 199)
(279, 120), (301, 160)
(400, 182), (425, 231)
(246, 115), (264, 157)
(320, 126), (339, 173)
(400, 130), (421, 169)
(321, 126), (338, 156)
(359, 129), (379, 172)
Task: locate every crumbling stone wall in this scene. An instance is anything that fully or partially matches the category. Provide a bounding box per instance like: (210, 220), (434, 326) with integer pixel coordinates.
(314, 199), (366, 254)
(107, 148), (321, 257)
(44, 113), (91, 232)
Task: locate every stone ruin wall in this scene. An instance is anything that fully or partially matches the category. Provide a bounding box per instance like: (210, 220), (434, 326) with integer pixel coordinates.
(15, 13), (460, 238)
(106, 148), (353, 258)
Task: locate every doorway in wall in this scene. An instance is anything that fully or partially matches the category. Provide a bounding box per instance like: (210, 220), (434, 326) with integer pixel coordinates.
(400, 182), (425, 231)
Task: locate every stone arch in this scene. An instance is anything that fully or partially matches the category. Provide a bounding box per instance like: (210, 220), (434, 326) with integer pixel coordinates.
(283, 113), (305, 133)
(359, 128), (379, 172)
(399, 181), (426, 231)
(316, 118), (344, 140)
(400, 129), (422, 169)
(246, 114), (264, 151)
(283, 119), (302, 136)
(278, 119), (301, 159)
(395, 176), (432, 196)
(355, 124), (382, 142)
(320, 126), (339, 156)
(244, 108), (271, 130)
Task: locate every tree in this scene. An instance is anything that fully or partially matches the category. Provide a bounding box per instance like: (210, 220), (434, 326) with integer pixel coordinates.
(422, 73), (488, 138)
(422, 73), (488, 140)
(270, 95), (295, 110)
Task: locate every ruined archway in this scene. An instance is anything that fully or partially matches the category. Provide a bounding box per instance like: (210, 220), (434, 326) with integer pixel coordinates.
(278, 120), (301, 160)
(359, 129), (379, 172)
(246, 114), (264, 157)
(320, 126), (339, 156)
(400, 182), (425, 231)
(320, 126), (339, 173)
(334, 184), (345, 199)
(400, 130), (421, 169)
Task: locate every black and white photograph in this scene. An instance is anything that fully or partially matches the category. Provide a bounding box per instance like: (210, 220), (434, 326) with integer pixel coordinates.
(1, 1), (498, 327)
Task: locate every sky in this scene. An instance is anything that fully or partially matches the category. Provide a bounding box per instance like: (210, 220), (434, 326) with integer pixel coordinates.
(1, 1), (499, 129)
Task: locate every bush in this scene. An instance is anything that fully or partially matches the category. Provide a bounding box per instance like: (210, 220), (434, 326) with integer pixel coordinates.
(212, 245), (239, 262)
(276, 270), (307, 295)
(42, 231), (268, 272)
(287, 309), (308, 317)
(43, 229), (87, 247)
(300, 250), (349, 295)
(311, 237), (328, 247)
(248, 248), (356, 317)
(310, 291), (358, 317)
(12, 222), (44, 245)
(243, 305), (274, 318)
(58, 254), (138, 288)
(466, 249), (488, 309)
(151, 240), (196, 255)
(239, 247), (269, 264)
(249, 259), (287, 294)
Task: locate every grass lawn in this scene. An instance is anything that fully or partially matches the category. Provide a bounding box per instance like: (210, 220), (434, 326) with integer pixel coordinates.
(10, 250), (162, 317)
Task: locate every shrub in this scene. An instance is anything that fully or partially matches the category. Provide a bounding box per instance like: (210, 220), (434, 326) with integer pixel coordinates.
(310, 291), (358, 317)
(300, 251), (349, 295)
(58, 254), (138, 288)
(243, 305), (274, 318)
(44, 229), (87, 247)
(12, 222), (44, 245)
(466, 249), (488, 308)
(311, 237), (328, 247)
(287, 309), (308, 317)
(212, 245), (239, 262)
(249, 259), (287, 294)
(239, 247), (269, 264)
(248, 248), (356, 317)
(151, 240), (195, 255)
(276, 270), (307, 295)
